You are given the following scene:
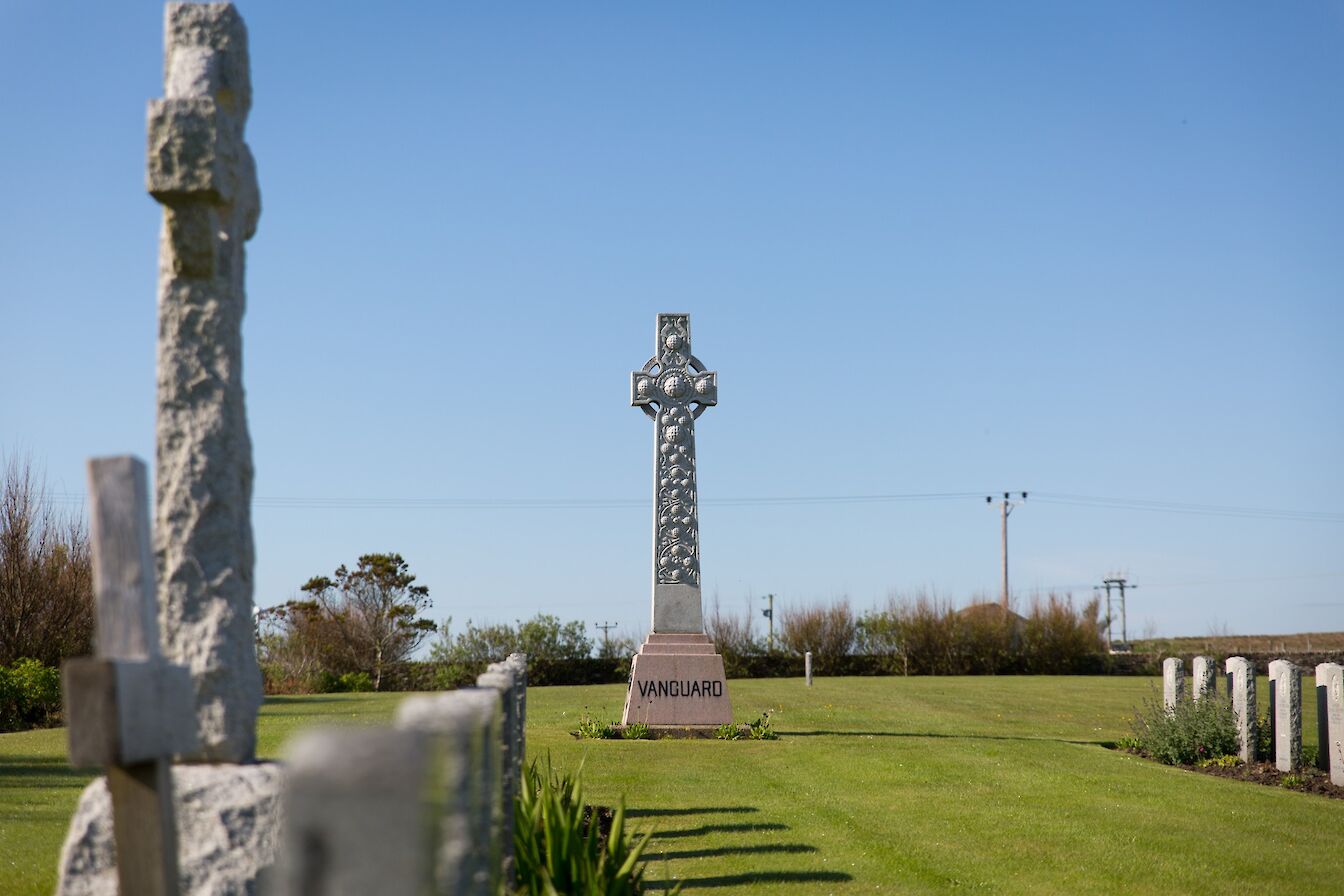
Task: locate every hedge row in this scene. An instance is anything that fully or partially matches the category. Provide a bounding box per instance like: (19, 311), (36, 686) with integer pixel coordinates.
(278, 650), (1344, 693)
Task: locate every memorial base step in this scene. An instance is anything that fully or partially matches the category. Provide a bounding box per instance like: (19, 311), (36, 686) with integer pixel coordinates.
(621, 636), (732, 727)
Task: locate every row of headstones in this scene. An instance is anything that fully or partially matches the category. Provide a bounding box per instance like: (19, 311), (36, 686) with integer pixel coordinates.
(1162, 655), (1344, 784)
(271, 654), (528, 895)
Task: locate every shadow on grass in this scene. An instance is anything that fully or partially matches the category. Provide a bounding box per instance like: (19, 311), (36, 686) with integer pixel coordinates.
(786, 729), (1108, 746)
(628, 806), (759, 818)
(644, 871), (853, 890)
(262, 696), (350, 706)
(650, 843), (818, 861)
(0, 756), (93, 787)
(650, 822), (788, 839)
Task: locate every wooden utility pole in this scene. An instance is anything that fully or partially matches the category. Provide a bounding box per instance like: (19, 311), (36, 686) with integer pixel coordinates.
(986, 492), (1027, 610)
(594, 621), (617, 653)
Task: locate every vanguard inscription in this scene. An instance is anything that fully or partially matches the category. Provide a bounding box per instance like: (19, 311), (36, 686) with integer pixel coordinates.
(635, 679), (726, 700)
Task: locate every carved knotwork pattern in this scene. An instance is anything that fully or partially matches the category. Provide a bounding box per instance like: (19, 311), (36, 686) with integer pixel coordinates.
(657, 406), (698, 584)
(631, 314), (717, 587)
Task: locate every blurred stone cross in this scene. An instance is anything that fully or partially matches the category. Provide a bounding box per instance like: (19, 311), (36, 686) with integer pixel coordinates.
(62, 456), (197, 896)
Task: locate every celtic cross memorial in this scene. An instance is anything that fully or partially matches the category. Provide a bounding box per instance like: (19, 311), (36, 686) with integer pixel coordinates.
(622, 314), (733, 727)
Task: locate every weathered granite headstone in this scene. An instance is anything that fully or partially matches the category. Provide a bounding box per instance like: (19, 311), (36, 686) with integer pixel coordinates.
(1316, 662), (1344, 785)
(622, 314), (733, 727)
(58, 763), (283, 896)
(1268, 659), (1302, 772)
(1191, 655), (1216, 701)
(395, 689), (504, 894)
(1162, 657), (1185, 711)
(1225, 656), (1257, 762)
(61, 457), (196, 896)
(149, 0), (263, 763)
(57, 9), (282, 894)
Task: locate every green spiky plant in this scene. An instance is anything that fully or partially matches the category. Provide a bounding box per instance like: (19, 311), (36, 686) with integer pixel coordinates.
(514, 755), (672, 895)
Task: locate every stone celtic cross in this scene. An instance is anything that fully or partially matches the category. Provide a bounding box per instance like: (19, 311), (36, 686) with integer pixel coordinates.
(631, 313), (717, 632)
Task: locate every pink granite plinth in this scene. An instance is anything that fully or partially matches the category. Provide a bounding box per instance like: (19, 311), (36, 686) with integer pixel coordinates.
(622, 634), (733, 727)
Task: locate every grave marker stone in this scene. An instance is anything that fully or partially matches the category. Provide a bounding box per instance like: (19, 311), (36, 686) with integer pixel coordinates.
(622, 314), (733, 727)
(149, 0), (263, 762)
(1191, 655), (1216, 700)
(1225, 656), (1257, 762)
(1316, 662), (1344, 785)
(1268, 659), (1302, 772)
(272, 728), (436, 896)
(1162, 657), (1184, 710)
(56, 10), (284, 894)
(395, 689), (504, 894)
(61, 456), (196, 896)
(477, 663), (522, 881)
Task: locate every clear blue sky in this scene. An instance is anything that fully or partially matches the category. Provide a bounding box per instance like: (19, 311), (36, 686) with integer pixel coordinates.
(2, 2), (1341, 645)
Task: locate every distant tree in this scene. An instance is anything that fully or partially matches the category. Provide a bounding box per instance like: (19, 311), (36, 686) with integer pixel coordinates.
(0, 455), (93, 667)
(778, 600), (856, 669)
(261, 553), (435, 691)
(431, 613), (594, 666)
(594, 628), (638, 660)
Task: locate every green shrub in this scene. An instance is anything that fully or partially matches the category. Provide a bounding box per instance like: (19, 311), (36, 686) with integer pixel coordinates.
(336, 671), (373, 693)
(1280, 774), (1306, 790)
(1129, 694), (1240, 765)
(621, 722), (651, 740)
(1255, 710), (1273, 761)
(1303, 744), (1319, 768)
(514, 756), (660, 895)
(1197, 754), (1241, 769)
(574, 715), (617, 740)
(0, 658), (62, 731)
(714, 723), (741, 741)
(747, 711), (778, 740)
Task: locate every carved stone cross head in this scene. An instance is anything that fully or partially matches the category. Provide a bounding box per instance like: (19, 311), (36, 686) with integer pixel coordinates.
(631, 313), (717, 420)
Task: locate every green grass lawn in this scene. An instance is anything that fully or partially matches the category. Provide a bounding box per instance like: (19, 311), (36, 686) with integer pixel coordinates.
(1, 676), (1338, 894)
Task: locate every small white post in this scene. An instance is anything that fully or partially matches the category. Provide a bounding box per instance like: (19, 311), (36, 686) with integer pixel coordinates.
(805, 651), (813, 687)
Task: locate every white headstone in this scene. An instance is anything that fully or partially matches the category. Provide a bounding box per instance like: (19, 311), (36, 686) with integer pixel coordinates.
(1316, 662), (1344, 785)
(273, 728), (435, 896)
(395, 689), (503, 894)
(1225, 656), (1257, 762)
(1268, 659), (1302, 772)
(1162, 657), (1185, 711)
(1191, 655), (1216, 700)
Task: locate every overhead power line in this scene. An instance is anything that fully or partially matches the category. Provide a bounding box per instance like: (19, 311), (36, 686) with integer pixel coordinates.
(1030, 492), (1344, 523)
(40, 488), (1344, 522)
